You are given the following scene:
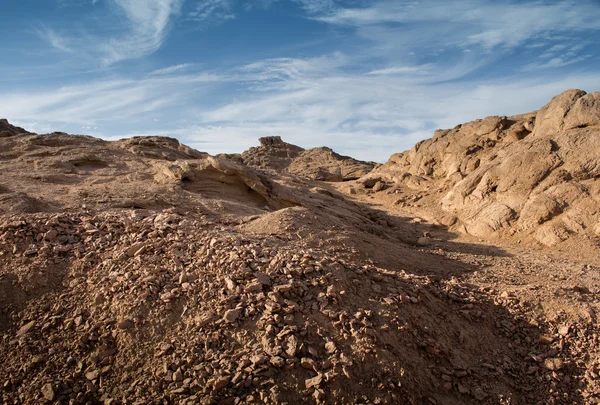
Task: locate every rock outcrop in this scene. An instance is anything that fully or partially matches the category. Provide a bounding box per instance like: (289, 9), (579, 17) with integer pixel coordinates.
(374, 89), (600, 246)
(240, 136), (375, 181)
(287, 147), (376, 181)
(241, 136), (304, 171)
(0, 118), (29, 137)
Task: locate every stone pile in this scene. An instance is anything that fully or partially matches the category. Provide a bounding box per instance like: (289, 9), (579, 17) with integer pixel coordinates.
(1, 209), (598, 404)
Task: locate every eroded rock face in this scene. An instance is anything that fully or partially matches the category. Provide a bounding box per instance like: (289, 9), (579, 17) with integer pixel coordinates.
(375, 89), (600, 245)
(380, 114), (537, 182)
(240, 137), (375, 182)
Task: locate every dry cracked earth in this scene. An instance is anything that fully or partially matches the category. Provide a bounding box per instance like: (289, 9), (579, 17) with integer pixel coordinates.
(1, 89), (600, 405)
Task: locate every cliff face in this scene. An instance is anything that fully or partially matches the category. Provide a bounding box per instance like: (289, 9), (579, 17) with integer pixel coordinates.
(374, 89), (600, 246)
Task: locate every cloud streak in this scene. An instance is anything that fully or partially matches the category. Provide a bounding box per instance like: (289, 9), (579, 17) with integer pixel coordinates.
(36, 26), (73, 53)
(318, 1), (600, 47)
(188, 0), (235, 22)
(103, 0), (183, 64)
(39, 0), (183, 65)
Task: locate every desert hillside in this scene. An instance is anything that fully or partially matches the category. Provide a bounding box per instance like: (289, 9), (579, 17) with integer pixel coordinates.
(361, 89), (600, 249)
(1, 90), (600, 405)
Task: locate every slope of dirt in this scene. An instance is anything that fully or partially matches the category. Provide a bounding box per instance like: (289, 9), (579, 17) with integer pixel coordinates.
(239, 136), (375, 182)
(0, 114), (599, 405)
(370, 89), (600, 247)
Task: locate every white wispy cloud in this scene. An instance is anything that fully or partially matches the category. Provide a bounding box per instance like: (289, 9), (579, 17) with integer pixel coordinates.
(238, 52), (348, 86)
(522, 54), (594, 71)
(101, 0), (184, 64)
(189, 0), (235, 21)
(293, 0), (334, 14)
(36, 26), (73, 53)
(150, 63), (193, 75)
(39, 0), (183, 65)
(315, 0), (600, 66)
(368, 64), (435, 76)
(0, 72), (222, 127)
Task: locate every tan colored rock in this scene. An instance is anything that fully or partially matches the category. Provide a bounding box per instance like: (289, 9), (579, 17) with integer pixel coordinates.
(223, 309), (240, 323)
(270, 356), (285, 368)
(324, 341), (336, 354)
(287, 147), (375, 182)
(305, 374), (323, 390)
(0, 119), (29, 136)
(17, 321), (35, 337)
(41, 383), (55, 401)
(544, 358), (565, 371)
(255, 271), (271, 286)
(301, 358), (317, 370)
(241, 136), (304, 171)
(212, 376), (231, 390)
(558, 325), (570, 336)
(225, 277), (237, 291)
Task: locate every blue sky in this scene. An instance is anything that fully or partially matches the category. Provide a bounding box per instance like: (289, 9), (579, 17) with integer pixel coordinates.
(1, 0), (599, 161)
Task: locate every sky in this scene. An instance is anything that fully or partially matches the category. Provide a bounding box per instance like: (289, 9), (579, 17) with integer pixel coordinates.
(1, 0), (599, 162)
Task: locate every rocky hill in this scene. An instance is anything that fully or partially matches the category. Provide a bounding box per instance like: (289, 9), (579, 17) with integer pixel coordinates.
(369, 89), (600, 247)
(240, 136), (304, 171)
(1, 90), (600, 405)
(237, 136), (375, 181)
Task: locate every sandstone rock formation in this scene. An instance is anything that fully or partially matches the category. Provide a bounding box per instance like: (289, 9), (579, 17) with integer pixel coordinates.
(239, 136), (375, 181)
(374, 89), (600, 246)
